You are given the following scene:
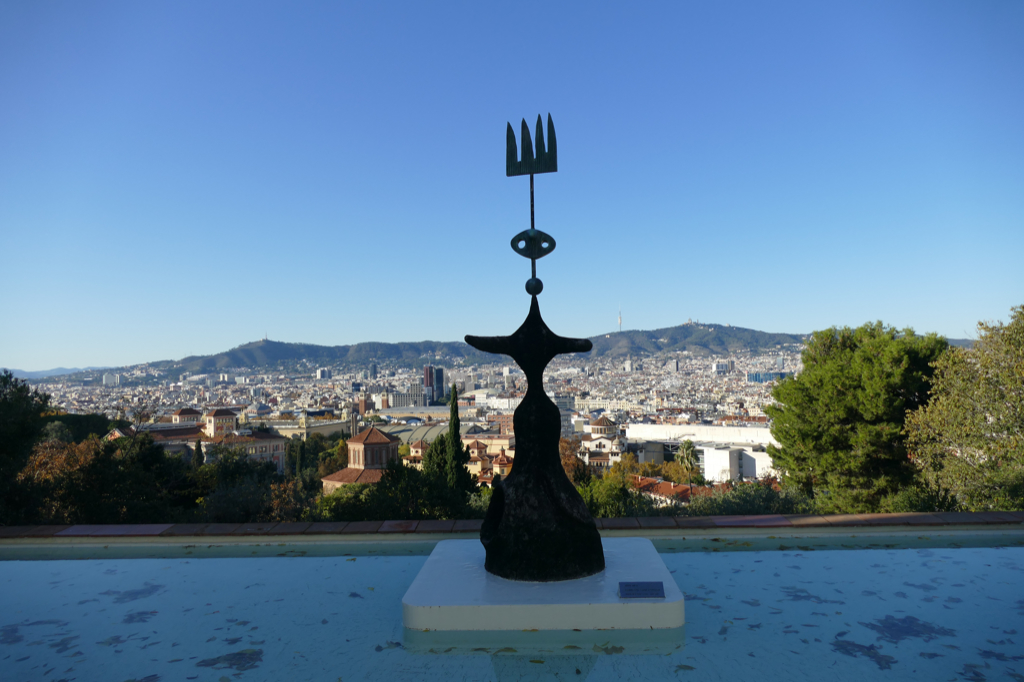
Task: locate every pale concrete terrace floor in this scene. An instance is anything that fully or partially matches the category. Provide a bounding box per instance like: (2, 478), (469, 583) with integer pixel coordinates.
(1, 514), (1023, 681)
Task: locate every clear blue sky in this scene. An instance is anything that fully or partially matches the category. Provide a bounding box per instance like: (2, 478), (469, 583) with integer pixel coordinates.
(1, 1), (1022, 371)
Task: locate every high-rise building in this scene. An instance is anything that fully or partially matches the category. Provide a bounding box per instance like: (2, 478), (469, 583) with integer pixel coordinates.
(423, 365), (434, 400)
(369, 362), (378, 380)
(316, 368), (332, 380)
(423, 365), (440, 401)
(552, 394), (576, 412)
(434, 367), (444, 397)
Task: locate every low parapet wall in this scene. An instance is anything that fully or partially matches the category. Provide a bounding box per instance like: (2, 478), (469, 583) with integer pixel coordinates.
(2, 511), (1022, 541)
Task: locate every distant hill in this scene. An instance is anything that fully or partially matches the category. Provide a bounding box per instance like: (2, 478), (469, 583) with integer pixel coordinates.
(151, 324), (806, 374)
(22, 326), (974, 380)
(3, 366), (110, 380)
(585, 323), (805, 359)
(152, 339), (495, 374)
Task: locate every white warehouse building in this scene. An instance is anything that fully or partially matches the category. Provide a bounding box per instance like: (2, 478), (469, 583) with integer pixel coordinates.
(696, 443), (777, 483)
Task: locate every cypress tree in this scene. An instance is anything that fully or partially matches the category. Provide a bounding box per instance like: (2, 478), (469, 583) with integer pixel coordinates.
(444, 385), (474, 493)
(193, 438), (204, 469)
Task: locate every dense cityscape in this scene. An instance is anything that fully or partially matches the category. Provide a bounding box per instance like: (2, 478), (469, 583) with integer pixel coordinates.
(26, 334), (806, 491)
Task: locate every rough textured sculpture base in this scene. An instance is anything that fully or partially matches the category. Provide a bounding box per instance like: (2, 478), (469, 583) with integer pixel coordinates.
(466, 296), (604, 581)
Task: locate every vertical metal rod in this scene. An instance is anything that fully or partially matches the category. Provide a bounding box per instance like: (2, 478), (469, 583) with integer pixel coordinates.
(529, 173), (535, 232)
(530, 173), (536, 280)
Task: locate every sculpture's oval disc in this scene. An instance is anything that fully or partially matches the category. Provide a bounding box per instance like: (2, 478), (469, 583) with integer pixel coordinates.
(510, 229), (556, 260)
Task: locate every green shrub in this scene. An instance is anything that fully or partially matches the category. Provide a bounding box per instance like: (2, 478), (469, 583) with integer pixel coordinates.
(877, 486), (959, 513)
(679, 481), (811, 517)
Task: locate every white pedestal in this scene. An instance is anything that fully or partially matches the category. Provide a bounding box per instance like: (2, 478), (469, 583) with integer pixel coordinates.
(402, 537), (684, 632)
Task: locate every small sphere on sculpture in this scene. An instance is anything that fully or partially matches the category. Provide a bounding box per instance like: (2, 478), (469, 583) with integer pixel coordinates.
(525, 278), (544, 295)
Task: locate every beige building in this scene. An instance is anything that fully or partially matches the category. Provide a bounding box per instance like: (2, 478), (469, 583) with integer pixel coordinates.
(268, 419), (348, 441)
(468, 434), (515, 455)
(465, 440), (494, 477)
(204, 409), (238, 438)
(402, 439), (429, 470)
(209, 431), (288, 473)
(172, 408), (202, 424)
(321, 426), (402, 493)
(492, 449), (513, 477)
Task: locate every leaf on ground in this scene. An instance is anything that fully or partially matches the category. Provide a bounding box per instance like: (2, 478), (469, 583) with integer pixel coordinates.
(593, 643), (625, 655)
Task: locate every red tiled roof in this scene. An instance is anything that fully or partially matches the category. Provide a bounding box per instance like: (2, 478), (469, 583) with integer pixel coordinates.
(206, 408), (237, 418)
(592, 416), (614, 427)
(174, 408), (201, 416)
(348, 426), (401, 445)
(410, 440), (428, 449)
(634, 476), (692, 501)
(148, 426), (204, 441)
(321, 468), (385, 484)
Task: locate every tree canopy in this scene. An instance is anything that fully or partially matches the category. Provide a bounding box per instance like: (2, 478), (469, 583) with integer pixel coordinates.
(41, 421), (74, 444)
(559, 436), (590, 485)
(0, 370), (51, 523)
(906, 305), (1024, 511)
(766, 322), (948, 513)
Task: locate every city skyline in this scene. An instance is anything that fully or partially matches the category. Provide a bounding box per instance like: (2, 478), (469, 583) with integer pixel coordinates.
(2, 2), (1022, 370)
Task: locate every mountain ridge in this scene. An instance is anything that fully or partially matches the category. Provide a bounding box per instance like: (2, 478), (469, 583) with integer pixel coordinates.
(16, 324), (975, 380)
(155, 322), (809, 374)
(3, 366), (111, 380)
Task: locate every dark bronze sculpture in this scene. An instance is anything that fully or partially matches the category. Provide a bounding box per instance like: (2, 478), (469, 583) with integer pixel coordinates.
(465, 115), (605, 581)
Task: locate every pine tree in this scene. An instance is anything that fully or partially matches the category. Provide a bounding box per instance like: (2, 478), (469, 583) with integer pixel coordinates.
(766, 322), (947, 512)
(421, 433), (447, 479)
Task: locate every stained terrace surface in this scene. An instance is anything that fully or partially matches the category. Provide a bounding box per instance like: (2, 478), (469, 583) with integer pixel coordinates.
(2, 544), (1023, 681)
(2, 514), (1024, 681)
